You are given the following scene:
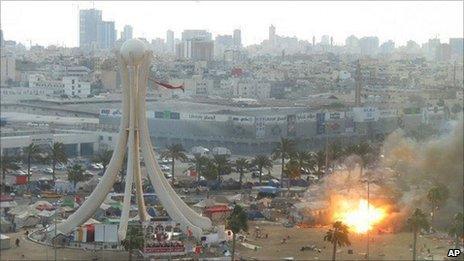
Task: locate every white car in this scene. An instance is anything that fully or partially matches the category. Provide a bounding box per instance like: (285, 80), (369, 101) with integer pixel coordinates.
(90, 163), (102, 170)
(160, 165), (171, 171)
(43, 168), (53, 174)
(15, 170), (27, 176)
(95, 163), (104, 169)
(56, 164), (66, 171)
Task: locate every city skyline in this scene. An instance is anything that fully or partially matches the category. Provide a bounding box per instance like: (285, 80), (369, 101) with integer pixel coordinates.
(1, 1), (463, 48)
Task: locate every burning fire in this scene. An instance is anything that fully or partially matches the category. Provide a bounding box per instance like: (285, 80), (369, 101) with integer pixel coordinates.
(332, 199), (387, 233)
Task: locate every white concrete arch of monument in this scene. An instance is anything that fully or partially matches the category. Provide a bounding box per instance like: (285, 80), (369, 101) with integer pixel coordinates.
(135, 57), (211, 238)
(56, 53), (131, 235)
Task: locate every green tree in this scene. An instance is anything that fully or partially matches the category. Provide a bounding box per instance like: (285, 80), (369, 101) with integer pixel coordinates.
(309, 151), (326, 178)
(427, 184), (450, 228)
(251, 155), (273, 185)
(226, 205), (248, 261)
(161, 144), (187, 181)
(448, 212), (464, 249)
(23, 143), (41, 184)
(407, 208), (430, 261)
(284, 159), (301, 193)
(212, 155), (231, 182)
(324, 221), (351, 261)
(67, 164), (86, 188)
(234, 158), (249, 188)
(48, 142), (68, 181)
(121, 224), (144, 261)
(202, 158), (218, 181)
(93, 149), (113, 173)
(290, 151), (312, 174)
(328, 142), (344, 164)
(272, 138), (295, 187)
(0, 155), (20, 184)
(193, 155), (209, 182)
(343, 142), (376, 179)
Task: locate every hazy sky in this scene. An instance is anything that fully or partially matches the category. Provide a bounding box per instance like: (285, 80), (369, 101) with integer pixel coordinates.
(1, 1), (463, 48)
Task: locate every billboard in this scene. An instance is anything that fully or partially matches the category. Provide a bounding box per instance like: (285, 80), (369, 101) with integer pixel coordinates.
(255, 116), (266, 138)
(100, 108), (122, 117)
(353, 107), (379, 122)
(316, 112), (325, 135)
(287, 114), (296, 137)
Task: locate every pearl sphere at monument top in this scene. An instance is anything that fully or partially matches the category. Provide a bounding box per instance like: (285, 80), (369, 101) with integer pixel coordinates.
(120, 38), (148, 65)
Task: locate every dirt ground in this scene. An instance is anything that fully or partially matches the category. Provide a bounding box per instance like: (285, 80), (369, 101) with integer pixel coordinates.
(235, 222), (458, 261)
(1, 231), (131, 261)
(0, 223), (459, 261)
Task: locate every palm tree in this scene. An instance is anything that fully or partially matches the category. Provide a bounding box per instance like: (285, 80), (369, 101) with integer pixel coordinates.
(272, 138), (295, 187)
(407, 208), (430, 261)
(202, 158), (218, 181)
(49, 142), (68, 181)
(324, 221), (351, 261)
(93, 149), (113, 173)
(427, 184), (449, 229)
(284, 159), (301, 193)
(308, 151), (326, 179)
(227, 204), (248, 261)
(0, 155), (20, 184)
(328, 142), (344, 166)
(121, 224), (144, 261)
(67, 164), (86, 189)
(234, 158), (249, 188)
(23, 143), (41, 184)
(448, 212), (464, 249)
(291, 151), (312, 175)
(161, 144), (187, 181)
(193, 155), (209, 182)
(251, 155), (273, 185)
(212, 155), (231, 182)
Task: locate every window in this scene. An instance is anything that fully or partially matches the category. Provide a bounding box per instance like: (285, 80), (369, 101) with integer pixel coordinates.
(72, 79), (75, 84)
(108, 136), (112, 141)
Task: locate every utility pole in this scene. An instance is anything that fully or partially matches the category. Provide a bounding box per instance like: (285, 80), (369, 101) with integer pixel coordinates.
(54, 202), (58, 261)
(366, 169), (370, 261)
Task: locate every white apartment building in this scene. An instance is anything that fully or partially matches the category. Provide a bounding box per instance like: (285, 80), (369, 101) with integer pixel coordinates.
(63, 76), (91, 97)
(28, 74), (91, 97)
(231, 78), (271, 100)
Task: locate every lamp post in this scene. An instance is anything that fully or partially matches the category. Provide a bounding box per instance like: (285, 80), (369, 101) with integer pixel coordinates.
(53, 201), (60, 261)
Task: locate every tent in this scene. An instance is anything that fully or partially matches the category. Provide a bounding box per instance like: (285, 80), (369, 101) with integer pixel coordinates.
(61, 198), (77, 209)
(247, 210), (265, 221)
(1, 234), (10, 250)
(0, 218), (14, 233)
(33, 201), (55, 211)
(14, 212), (40, 228)
(147, 207), (158, 217)
(54, 180), (75, 194)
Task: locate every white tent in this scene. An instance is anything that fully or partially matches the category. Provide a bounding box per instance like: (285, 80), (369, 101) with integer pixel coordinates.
(1, 234), (11, 250)
(14, 212), (40, 228)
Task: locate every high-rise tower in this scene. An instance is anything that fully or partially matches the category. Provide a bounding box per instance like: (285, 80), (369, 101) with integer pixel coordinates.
(355, 60), (362, 106)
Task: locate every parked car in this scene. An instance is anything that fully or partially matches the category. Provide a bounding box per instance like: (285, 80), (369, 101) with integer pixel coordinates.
(160, 165), (171, 171)
(55, 164), (66, 171)
(14, 170), (27, 176)
(43, 168), (53, 174)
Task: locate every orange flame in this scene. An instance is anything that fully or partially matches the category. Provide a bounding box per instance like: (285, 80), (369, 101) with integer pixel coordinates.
(332, 199), (387, 233)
